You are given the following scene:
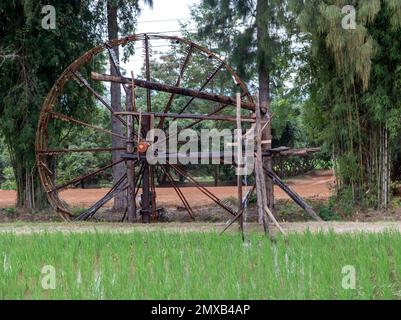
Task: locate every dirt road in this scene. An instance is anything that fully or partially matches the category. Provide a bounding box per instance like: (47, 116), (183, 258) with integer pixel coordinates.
(0, 221), (400, 236)
(0, 170), (334, 208)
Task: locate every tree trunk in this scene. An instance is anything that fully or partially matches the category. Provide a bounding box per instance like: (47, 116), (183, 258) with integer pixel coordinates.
(380, 126), (390, 209)
(107, 1), (125, 211)
(4, 139), (48, 210)
(256, 0), (274, 224)
(254, 94), (270, 235)
(214, 165), (219, 187)
(14, 161), (48, 210)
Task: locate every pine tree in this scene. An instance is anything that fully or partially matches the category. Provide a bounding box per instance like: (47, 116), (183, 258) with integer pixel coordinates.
(191, 0), (296, 220)
(91, 0), (153, 210)
(0, 1), (104, 209)
(0, 0), (154, 210)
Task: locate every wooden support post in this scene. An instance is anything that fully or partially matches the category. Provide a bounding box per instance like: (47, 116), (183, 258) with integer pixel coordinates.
(127, 74), (136, 222)
(141, 115), (151, 223)
(144, 34), (151, 112)
(236, 92), (244, 238)
(263, 167), (322, 221)
(254, 95), (270, 236)
(262, 114), (274, 214)
(149, 114), (157, 220)
(264, 206), (285, 235)
(127, 160), (136, 222)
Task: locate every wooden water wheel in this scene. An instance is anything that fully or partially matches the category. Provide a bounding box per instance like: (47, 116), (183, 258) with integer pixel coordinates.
(36, 34), (320, 231)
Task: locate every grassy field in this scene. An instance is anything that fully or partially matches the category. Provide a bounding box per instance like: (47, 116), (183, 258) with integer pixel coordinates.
(0, 230), (401, 299)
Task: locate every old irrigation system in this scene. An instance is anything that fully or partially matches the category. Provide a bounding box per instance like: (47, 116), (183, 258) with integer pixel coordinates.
(36, 34), (322, 235)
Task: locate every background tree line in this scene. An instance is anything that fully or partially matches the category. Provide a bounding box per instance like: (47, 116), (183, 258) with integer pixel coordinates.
(189, 0), (401, 210)
(0, 0), (151, 209)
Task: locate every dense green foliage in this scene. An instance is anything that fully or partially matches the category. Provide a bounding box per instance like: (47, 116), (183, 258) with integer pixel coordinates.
(295, 0), (401, 208)
(189, 0), (332, 185)
(1, 230), (401, 299)
(0, 140), (15, 190)
(0, 0), (104, 208)
(191, 0), (401, 209)
(0, 0), (152, 207)
(191, 0), (298, 143)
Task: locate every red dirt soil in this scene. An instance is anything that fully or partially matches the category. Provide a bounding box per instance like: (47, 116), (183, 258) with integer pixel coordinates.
(0, 170), (334, 208)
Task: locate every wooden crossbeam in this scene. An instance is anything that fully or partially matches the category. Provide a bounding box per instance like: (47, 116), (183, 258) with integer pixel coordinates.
(91, 72), (255, 111)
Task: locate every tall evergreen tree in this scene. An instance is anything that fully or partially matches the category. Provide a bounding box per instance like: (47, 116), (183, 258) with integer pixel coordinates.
(0, 0), (104, 209)
(91, 0), (153, 210)
(191, 0), (295, 219)
(0, 0), (153, 210)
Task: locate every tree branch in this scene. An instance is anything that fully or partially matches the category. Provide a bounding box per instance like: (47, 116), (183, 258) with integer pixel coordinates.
(0, 47), (20, 67)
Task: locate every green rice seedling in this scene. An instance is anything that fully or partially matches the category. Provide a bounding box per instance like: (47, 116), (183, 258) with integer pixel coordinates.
(1, 230), (401, 299)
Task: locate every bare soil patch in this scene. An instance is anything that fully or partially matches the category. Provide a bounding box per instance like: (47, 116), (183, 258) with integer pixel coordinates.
(0, 170), (334, 208)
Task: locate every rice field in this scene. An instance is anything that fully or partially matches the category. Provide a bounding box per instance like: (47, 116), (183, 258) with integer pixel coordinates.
(1, 230), (401, 299)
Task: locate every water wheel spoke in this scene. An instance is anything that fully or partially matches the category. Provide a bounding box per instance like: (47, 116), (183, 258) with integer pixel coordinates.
(72, 71), (127, 126)
(156, 103), (234, 148)
(144, 35), (152, 113)
(183, 103), (228, 130)
(39, 161), (53, 176)
(132, 108), (253, 152)
(121, 206), (129, 223)
(50, 159), (125, 193)
(158, 44), (194, 129)
(175, 61), (225, 116)
(183, 94), (248, 130)
(221, 184), (256, 234)
(106, 44), (122, 75)
(107, 43), (141, 131)
(38, 147), (125, 155)
(167, 163), (237, 216)
(75, 174), (128, 221)
(150, 165), (157, 219)
(135, 162), (146, 197)
(91, 73), (255, 110)
(263, 166), (321, 221)
(109, 43), (141, 132)
(49, 111), (126, 140)
(106, 44), (131, 95)
(159, 164), (195, 220)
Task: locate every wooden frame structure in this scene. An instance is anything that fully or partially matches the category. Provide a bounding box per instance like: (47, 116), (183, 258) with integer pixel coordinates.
(36, 34), (321, 234)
